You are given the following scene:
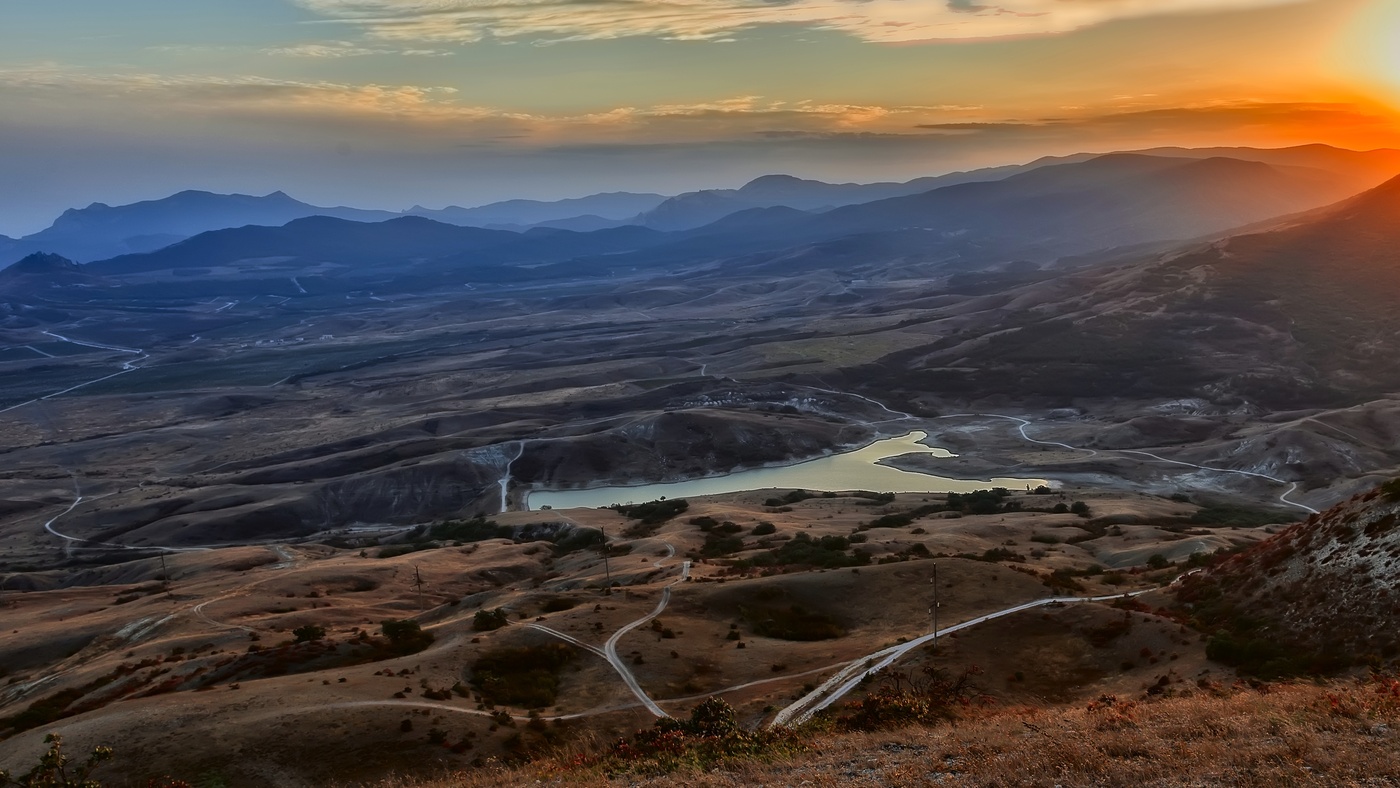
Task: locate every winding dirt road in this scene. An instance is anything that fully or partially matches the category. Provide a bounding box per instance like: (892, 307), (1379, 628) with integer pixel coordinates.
(769, 587), (1159, 728)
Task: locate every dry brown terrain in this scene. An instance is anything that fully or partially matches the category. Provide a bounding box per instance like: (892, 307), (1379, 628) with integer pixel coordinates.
(393, 676), (1400, 787)
(0, 486), (1268, 785)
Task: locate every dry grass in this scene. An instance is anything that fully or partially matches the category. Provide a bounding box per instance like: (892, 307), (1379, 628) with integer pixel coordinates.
(377, 676), (1400, 787)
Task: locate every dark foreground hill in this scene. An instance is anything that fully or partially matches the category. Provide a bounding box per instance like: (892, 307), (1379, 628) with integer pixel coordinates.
(1177, 478), (1400, 675)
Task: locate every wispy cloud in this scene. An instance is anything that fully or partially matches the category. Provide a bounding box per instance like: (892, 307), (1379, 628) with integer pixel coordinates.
(293, 0), (1309, 44)
(4, 66), (1392, 154)
(261, 41), (454, 57)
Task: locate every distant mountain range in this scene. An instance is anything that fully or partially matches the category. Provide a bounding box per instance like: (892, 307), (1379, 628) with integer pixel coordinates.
(836, 164), (1400, 415)
(9, 143), (1394, 270)
(406, 192), (667, 229)
(2, 191), (399, 265)
(6, 145), (1400, 285)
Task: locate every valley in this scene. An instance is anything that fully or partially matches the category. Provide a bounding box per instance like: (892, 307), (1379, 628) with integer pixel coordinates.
(3, 144), (1400, 786)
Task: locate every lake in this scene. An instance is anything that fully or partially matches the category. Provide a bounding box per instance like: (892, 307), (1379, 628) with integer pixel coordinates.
(524, 430), (1050, 510)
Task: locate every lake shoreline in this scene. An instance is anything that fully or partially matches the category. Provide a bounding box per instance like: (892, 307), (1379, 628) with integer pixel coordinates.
(524, 430), (1051, 511)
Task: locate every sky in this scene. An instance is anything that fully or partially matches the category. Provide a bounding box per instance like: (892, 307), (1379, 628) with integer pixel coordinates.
(2, 0), (1400, 235)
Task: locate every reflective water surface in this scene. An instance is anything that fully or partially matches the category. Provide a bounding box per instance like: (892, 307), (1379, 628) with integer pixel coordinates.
(525, 430), (1050, 510)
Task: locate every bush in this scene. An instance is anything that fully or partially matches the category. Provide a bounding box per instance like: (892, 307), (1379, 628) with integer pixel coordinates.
(763, 490), (816, 507)
(292, 624), (326, 643)
(735, 532), (870, 570)
(472, 609), (510, 632)
(834, 665), (988, 731)
(869, 512), (915, 529)
(0, 734), (116, 788)
(540, 598), (577, 614)
(612, 499), (689, 525)
(751, 522), (777, 536)
(381, 619), (435, 653)
(429, 516), (509, 542)
(470, 643), (577, 708)
(744, 605), (845, 641)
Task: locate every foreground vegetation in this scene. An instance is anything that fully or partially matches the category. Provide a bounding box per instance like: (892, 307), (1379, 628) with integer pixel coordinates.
(376, 673), (1400, 787)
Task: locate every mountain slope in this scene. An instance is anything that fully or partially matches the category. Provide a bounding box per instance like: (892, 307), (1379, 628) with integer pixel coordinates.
(803, 154), (1363, 259)
(409, 192), (667, 227)
(8, 191), (399, 265)
(1177, 478), (1400, 675)
(635, 161), (1056, 231)
(0, 253), (107, 295)
(87, 216), (519, 275)
(831, 169), (1400, 416)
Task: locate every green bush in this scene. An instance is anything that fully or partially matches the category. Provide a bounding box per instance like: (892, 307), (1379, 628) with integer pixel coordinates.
(429, 516), (509, 542)
(612, 499), (689, 525)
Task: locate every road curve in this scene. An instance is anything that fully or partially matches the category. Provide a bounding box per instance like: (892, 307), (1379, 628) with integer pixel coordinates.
(528, 544), (691, 719)
(770, 587), (1159, 728)
(933, 413), (1318, 515)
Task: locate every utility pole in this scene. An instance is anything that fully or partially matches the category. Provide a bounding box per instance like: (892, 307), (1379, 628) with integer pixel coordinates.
(413, 565), (425, 609)
(160, 552), (169, 593)
(930, 564), (939, 640)
(601, 527), (611, 585)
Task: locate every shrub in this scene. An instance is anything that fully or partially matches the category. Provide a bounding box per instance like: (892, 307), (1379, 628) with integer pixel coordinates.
(612, 499), (689, 525)
(470, 643), (577, 708)
(429, 516), (509, 542)
(834, 665), (988, 731)
(472, 609), (510, 632)
(540, 598), (577, 614)
(734, 532), (870, 570)
(381, 619), (435, 653)
(751, 522), (777, 536)
(869, 512), (915, 529)
(292, 624), (326, 643)
(0, 734), (116, 788)
(763, 490), (816, 507)
(743, 605), (845, 641)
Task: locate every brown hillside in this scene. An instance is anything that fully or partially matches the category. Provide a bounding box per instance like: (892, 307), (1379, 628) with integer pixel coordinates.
(1176, 478), (1400, 674)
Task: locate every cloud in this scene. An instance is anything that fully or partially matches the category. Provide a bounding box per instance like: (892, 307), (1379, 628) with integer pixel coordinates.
(913, 101), (1400, 137)
(293, 0), (1309, 44)
(5, 66), (1393, 157)
(261, 41), (454, 57)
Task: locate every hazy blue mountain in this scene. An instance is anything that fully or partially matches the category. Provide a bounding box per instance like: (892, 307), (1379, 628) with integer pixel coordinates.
(88, 216), (518, 275)
(7, 190), (399, 265)
(74, 217), (673, 300)
(1126, 143), (1400, 187)
(408, 192), (667, 227)
(633, 161), (1088, 231)
(868, 169), (1400, 409)
(573, 153), (1383, 277)
(530, 215), (631, 232)
(785, 154), (1370, 260)
(0, 252), (107, 296)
